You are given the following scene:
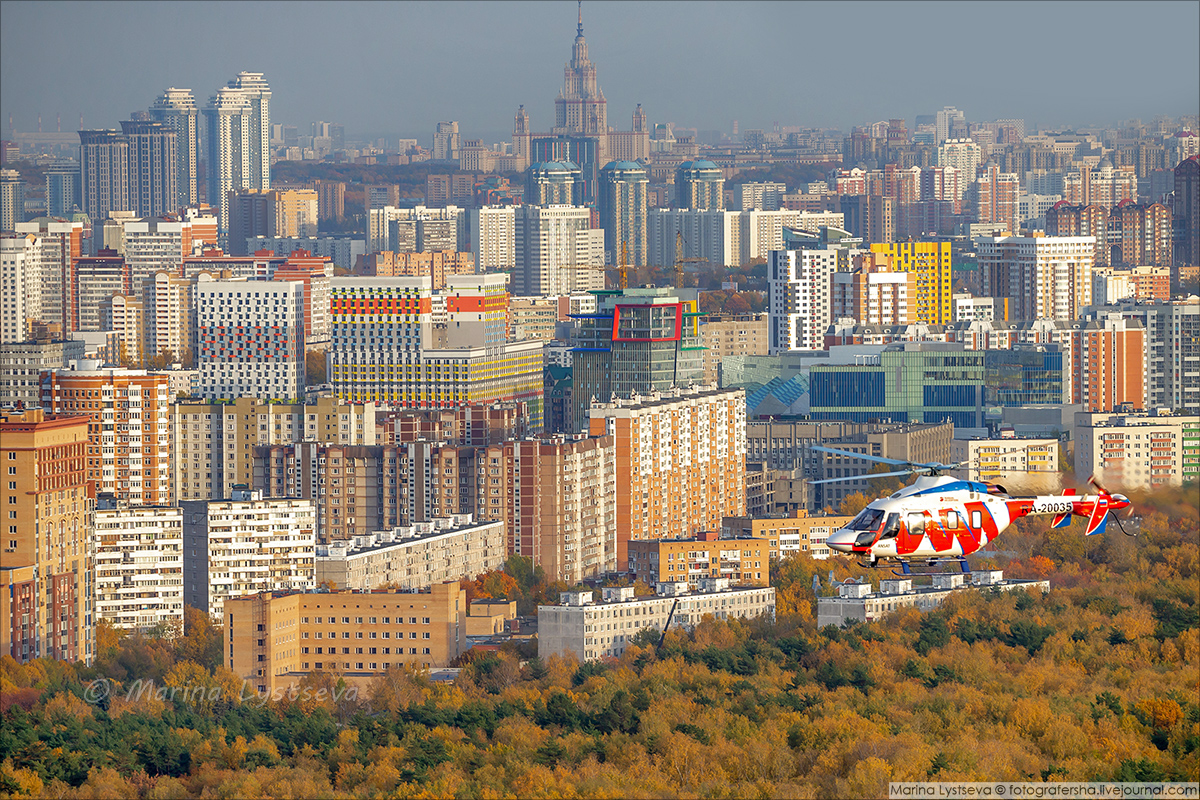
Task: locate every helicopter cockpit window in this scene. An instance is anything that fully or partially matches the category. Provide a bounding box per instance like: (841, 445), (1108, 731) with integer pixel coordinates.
(879, 513), (901, 539)
(847, 508), (885, 531)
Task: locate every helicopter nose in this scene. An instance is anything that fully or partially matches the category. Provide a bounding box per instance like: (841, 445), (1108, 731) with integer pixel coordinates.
(827, 528), (857, 553)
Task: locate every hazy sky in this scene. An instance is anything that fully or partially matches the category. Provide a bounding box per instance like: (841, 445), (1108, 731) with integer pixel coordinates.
(2, 0), (1197, 144)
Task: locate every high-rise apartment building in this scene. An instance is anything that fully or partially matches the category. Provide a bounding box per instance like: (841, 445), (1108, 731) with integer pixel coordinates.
(936, 106), (965, 145)
(1174, 156), (1198, 266)
(100, 294), (143, 366)
(329, 276), (545, 425)
(204, 72), (271, 237)
(587, 386), (747, 565)
(832, 252), (917, 326)
(734, 182), (786, 211)
(122, 216), (201, 294)
(73, 249), (129, 331)
(675, 160), (724, 210)
(972, 164), (1020, 234)
(78, 130), (130, 237)
(149, 88), (200, 208)
(1108, 202), (1173, 268)
(271, 250), (332, 346)
(120, 119), (177, 218)
(195, 278), (304, 400)
(513, 204), (605, 295)
(1, 168), (26, 230)
(0, 409), (93, 665)
(173, 396), (375, 502)
(0, 339), (85, 408)
(869, 241), (953, 324)
(365, 184), (401, 214)
(598, 161), (648, 266)
(1063, 161), (1137, 207)
(40, 364), (173, 505)
(571, 286), (704, 432)
(0, 233), (40, 343)
(14, 217), (83, 337)
(935, 139), (980, 197)
(1097, 299), (1199, 414)
(525, 161), (581, 205)
(362, 250), (474, 291)
(312, 179), (345, 221)
(183, 490), (315, 621)
(980, 235), (1095, 321)
(1064, 316), (1146, 413)
(227, 188), (318, 254)
(44, 161), (80, 219)
(368, 205), (466, 254)
(470, 206), (516, 271)
(1075, 411), (1199, 490)
(839, 194), (894, 245)
(920, 166), (962, 213)
(767, 248), (840, 353)
(433, 121), (460, 161)
(94, 498), (184, 632)
(1046, 202), (1110, 265)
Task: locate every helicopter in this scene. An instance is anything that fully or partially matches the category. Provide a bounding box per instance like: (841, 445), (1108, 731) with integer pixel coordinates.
(813, 445), (1134, 575)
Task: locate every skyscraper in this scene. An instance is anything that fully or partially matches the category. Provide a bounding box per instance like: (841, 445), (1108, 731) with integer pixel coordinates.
(0, 169), (23, 230)
(78, 130), (130, 235)
(936, 106), (965, 145)
(433, 121), (460, 161)
(120, 119), (177, 218)
(44, 161), (80, 217)
(598, 160), (648, 267)
(979, 235), (1095, 321)
(149, 88), (200, 207)
(869, 241), (953, 325)
(526, 161), (581, 205)
(935, 139), (980, 198)
(513, 204), (604, 296)
(675, 160), (724, 210)
(204, 72), (270, 238)
(555, 4), (607, 137)
(1175, 155), (1199, 267)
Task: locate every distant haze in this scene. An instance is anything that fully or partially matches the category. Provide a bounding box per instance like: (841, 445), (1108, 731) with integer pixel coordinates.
(2, 0), (1197, 144)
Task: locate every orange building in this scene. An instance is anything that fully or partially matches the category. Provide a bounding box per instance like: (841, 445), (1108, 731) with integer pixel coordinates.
(225, 582), (469, 694)
(627, 530), (775, 587)
(362, 250), (475, 289)
(588, 386), (747, 566)
(0, 409), (93, 664)
(40, 365), (172, 506)
(1067, 317), (1145, 412)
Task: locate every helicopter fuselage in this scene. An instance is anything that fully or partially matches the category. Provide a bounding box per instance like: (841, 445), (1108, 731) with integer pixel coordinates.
(826, 475), (1128, 564)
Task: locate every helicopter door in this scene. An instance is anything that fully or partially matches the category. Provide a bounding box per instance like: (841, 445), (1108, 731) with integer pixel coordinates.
(927, 510), (953, 551)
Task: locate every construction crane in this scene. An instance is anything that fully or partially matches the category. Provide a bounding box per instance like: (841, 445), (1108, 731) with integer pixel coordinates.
(674, 231), (708, 288)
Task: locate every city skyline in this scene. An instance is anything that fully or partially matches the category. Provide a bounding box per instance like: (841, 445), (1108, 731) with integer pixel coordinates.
(1, 1), (1197, 144)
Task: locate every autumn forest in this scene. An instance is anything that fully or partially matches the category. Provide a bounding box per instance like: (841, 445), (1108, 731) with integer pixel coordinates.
(0, 486), (1197, 799)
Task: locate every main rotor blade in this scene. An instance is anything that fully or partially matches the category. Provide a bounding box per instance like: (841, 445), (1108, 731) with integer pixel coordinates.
(810, 445), (921, 468)
(808, 468), (922, 485)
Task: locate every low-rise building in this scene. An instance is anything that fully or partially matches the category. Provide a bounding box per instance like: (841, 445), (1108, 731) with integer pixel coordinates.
(94, 497), (184, 632)
(721, 511), (856, 559)
(1074, 409), (1199, 490)
(225, 581), (469, 694)
(538, 581), (776, 662)
(626, 531), (775, 587)
(182, 490), (317, 620)
(816, 571), (1050, 628)
(314, 516), (506, 591)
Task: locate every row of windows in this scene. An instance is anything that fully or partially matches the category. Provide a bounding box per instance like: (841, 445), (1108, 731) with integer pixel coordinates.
(306, 631), (429, 640)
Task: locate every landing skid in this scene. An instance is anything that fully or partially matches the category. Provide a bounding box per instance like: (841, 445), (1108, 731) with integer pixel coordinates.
(891, 558), (971, 577)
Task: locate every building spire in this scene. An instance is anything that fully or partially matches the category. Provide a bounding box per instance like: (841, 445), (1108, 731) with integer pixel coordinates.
(577, 0), (583, 37)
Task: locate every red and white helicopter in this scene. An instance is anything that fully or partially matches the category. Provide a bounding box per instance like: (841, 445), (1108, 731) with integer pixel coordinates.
(815, 445), (1134, 575)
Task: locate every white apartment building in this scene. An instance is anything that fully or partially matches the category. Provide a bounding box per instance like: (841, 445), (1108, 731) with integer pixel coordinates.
(936, 139), (980, 197)
(195, 279), (304, 400)
(513, 205), (605, 296)
(368, 205), (466, 253)
(94, 499), (184, 632)
(1074, 410), (1199, 490)
(470, 206), (515, 271)
(123, 218), (191, 296)
(14, 218), (83, 337)
(817, 572), (1049, 628)
(734, 182), (787, 211)
(768, 248), (841, 352)
(0, 233), (40, 344)
(952, 292), (995, 322)
(314, 516), (506, 591)
(978, 235), (1094, 321)
(538, 581), (775, 662)
(182, 490), (316, 620)
(950, 436), (1060, 493)
(647, 210), (846, 269)
(1018, 193), (1062, 229)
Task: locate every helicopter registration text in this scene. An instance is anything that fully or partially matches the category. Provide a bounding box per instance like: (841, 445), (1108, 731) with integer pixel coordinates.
(1031, 498), (1074, 515)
